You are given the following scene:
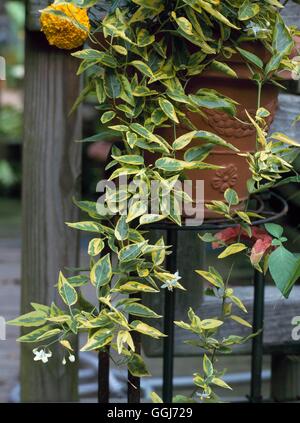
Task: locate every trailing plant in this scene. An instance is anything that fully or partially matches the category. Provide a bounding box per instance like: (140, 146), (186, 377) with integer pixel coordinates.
(9, 0), (300, 402)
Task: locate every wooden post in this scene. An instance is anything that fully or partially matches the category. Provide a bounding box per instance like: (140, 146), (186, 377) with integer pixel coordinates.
(271, 355), (300, 402)
(21, 2), (82, 402)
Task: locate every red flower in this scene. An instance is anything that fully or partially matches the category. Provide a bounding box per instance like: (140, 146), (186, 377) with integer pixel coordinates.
(212, 225), (273, 266)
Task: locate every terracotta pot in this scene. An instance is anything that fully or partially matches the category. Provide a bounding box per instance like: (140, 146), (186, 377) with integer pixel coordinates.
(147, 45), (278, 218)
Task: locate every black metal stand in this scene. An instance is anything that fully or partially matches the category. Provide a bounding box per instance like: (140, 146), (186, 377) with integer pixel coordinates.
(97, 191), (288, 403)
(250, 270), (265, 403)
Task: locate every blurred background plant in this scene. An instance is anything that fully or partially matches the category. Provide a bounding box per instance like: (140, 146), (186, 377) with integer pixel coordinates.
(0, 0), (24, 195)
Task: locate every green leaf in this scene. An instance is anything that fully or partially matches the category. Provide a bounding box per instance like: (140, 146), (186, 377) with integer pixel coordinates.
(72, 49), (117, 68)
(122, 302), (161, 318)
(67, 274), (89, 287)
(264, 223), (283, 239)
(130, 123), (170, 152)
(101, 111), (116, 124)
(88, 238), (105, 256)
(188, 0), (239, 29)
(36, 328), (61, 342)
(224, 188), (239, 206)
(90, 254), (112, 288)
(118, 242), (146, 262)
(112, 154), (144, 166)
(236, 47), (263, 69)
(193, 130), (238, 151)
(269, 246), (300, 298)
(81, 328), (113, 352)
(130, 60), (154, 78)
(203, 354), (214, 377)
(273, 14), (293, 57)
(238, 0), (260, 21)
(58, 272), (78, 306)
(137, 28), (155, 47)
(8, 311), (47, 327)
(104, 69), (121, 99)
(172, 131), (197, 150)
(218, 243), (247, 259)
(17, 325), (55, 342)
(158, 98), (179, 123)
(126, 201), (148, 223)
(155, 157), (185, 172)
(184, 144), (213, 162)
(115, 215), (129, 241)
(127, 353), (151, 377)
(151, 237), (166, 266)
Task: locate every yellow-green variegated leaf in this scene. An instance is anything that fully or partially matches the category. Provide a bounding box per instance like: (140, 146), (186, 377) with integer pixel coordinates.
(130, 320), (166, 338)
(58, 271), (78, 306)
(195, 270), (224, 288)
(112, 281), (159, 294)
(210, 61), (237, 78)
(188, 0), (239, 29)
(158, 98), (179, 123)
(122, 302), (162, 318)
(36, 328), (62, 342)
(212, 377), (232, 390)
(270, 132), (300, 147)
(139, 214), (167, 225)
(126, 200), (148, 223)
(218, 243), (247, 259)
(238, 0), (260, 21)
(112, 154), (144, 166)
(90, 253), (112, 288)
(200, 319), (224, 330)
(66, 221), (102, 233)
(101, 110), (116, 124)
(60, 339), (74, 351)
(230, 315), (252, 328)
(8, 311), (47, 327)
(17, 325), (55, 342)
(172, 131), (197, 150)
(137, 28), (155, 47)
(118, 241), (146, 262)
(112, 44), (127, 55)
(81, 328), (113, 352)
(88, 238), (105, 256)
(115, 215), (129, 241)
(130, 60), (154, 78)
(150, 392), (164, 403)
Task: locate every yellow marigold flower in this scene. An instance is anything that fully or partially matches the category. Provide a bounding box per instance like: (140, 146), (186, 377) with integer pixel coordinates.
(40, 3), (90, 50)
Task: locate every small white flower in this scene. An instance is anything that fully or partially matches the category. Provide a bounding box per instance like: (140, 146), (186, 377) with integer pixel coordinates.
(161, 271), (182, 291)
(196, 391), (210, 400)
(62, 357), (67, 365)
(33, 348), (52, 364)
(68, 354), (75, 363)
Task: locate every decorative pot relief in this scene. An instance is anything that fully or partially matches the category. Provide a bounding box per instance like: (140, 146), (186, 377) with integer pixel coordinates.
(204, 97), (278, 139)
(211, 164), (238, 193)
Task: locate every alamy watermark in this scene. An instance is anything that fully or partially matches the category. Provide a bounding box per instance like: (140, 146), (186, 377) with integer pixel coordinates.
(96, 177), (205, 226)
(0, 56), (6, 81)
(0, 316), (6, 340)
(291, 316), (300, 341)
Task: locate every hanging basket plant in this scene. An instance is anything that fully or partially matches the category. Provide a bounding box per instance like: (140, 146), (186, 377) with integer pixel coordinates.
(9, 0), (300, 402)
